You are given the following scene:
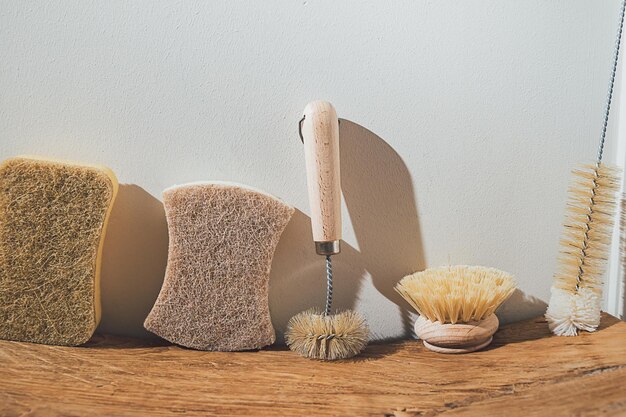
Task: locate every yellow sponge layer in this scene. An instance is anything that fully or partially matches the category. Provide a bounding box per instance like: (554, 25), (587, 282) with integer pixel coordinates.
(0, 156), (118, 345)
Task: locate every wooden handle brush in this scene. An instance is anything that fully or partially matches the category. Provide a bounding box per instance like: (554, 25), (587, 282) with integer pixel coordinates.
(285, 101), (368, 360)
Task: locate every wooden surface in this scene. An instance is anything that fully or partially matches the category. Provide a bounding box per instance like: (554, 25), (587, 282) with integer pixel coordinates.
(1, 314), (626, 417)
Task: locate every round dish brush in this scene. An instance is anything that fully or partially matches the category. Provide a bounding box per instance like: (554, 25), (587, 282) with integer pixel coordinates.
(285, 101), (368, 361)
(395, 265), (516, 353)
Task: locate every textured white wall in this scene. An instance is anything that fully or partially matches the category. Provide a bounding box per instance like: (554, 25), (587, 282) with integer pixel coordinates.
(0, 1), (623, 340)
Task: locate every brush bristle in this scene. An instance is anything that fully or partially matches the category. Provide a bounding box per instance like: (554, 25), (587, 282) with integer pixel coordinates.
(395, 265), (516, 324)
(546, 163), (621, 336)
(546, 287), (601, 336)
(285, 310), (368, 360)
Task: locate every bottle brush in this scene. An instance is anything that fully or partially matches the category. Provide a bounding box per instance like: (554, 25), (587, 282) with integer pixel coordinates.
(545, 165), (621, 336)
(546, 0), (625, 336)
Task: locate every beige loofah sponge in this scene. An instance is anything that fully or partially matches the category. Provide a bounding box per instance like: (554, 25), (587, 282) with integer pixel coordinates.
(144, 182), (294, 351)
(0, 156), (118, 345)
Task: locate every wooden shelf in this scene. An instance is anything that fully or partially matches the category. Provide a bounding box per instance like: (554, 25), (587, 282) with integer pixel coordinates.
(2, 314), (626, 416)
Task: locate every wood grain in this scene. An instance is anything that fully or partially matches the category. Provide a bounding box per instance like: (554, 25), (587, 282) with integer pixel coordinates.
(302, 100), (342, 244)
(1, 314), (625, 416)
(413, 313), (499, 354)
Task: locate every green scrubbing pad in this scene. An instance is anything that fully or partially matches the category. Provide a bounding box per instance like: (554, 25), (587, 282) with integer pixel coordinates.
(0, 156), (118, 345)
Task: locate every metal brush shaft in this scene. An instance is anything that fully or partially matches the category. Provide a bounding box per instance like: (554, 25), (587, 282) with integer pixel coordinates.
(324, 255), (333, 317)
(597, 0), (626, 165)
(575, 0), (626, 290)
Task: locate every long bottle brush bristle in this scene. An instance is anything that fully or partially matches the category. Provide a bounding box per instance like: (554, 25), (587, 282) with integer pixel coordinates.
(546, 164), (621, 336)
(546, 0), (626, 336)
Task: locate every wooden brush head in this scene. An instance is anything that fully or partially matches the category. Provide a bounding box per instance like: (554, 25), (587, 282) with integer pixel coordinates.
(414, 314), (499, 354)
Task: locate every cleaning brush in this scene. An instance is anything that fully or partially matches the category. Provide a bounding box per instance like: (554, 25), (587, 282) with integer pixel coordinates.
(396, 265), (516, 353)
(545, 0), (625, 337)
(285, 101), (368, 360)
(545, 164), (621, 336)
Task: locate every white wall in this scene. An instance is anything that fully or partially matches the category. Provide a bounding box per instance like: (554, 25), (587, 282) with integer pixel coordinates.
(1, 1), (623, 340)
(608, 34), (626, 320)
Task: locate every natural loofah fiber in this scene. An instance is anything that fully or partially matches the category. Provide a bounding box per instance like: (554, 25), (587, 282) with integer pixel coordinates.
(395, 265), (516, 324)
(285, 309), (368, 360)
(144, 182), (294, 351)
(546, 164), (621, 336)
(0, 156), (118, 345)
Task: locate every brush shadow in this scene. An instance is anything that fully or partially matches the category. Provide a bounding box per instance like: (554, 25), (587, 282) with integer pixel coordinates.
(262, 341), (404, 363)
(475, 289), (550, 350)
(484, 314), (619, 351)
(339, 119), (425, 338)
(97, 184), (168, 339)
(83, 334), (171, 350)
(496, 288), (548, 325)
(596, 313), (621, 331)
(271, 120), (425, 346)
(486, 319), (553, 350)
(339, 341), (407, 363)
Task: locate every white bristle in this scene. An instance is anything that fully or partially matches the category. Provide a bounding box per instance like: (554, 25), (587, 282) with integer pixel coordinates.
(546, 164), (621, 336)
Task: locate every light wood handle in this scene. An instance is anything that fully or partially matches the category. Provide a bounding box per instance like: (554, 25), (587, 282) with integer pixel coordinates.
(301, 101), (341, 254)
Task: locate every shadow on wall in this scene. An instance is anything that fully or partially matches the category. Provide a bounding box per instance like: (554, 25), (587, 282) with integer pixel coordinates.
(340, 120), (426, 338)
(270, 120), (426, 341)
(94, 126), (549, 341)
(269, 209), (365, 342)
(496, 288), (547, 325)
(270, 119), (550, 342)
(98, 184), (168, 338)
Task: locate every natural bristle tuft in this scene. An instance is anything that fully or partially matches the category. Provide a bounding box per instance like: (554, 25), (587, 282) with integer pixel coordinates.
(546, 163), (621, 336)
(550, 164), (620, 295)
(395, 265), (516, 324)
(285, 310), (368, 360)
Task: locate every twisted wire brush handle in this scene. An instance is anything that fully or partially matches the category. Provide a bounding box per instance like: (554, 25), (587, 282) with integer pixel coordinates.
(300, 101), (342, 317)
(597, 0), (626, 165)
(325, 255), (333, 316)
(574, 0), (626, 291)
